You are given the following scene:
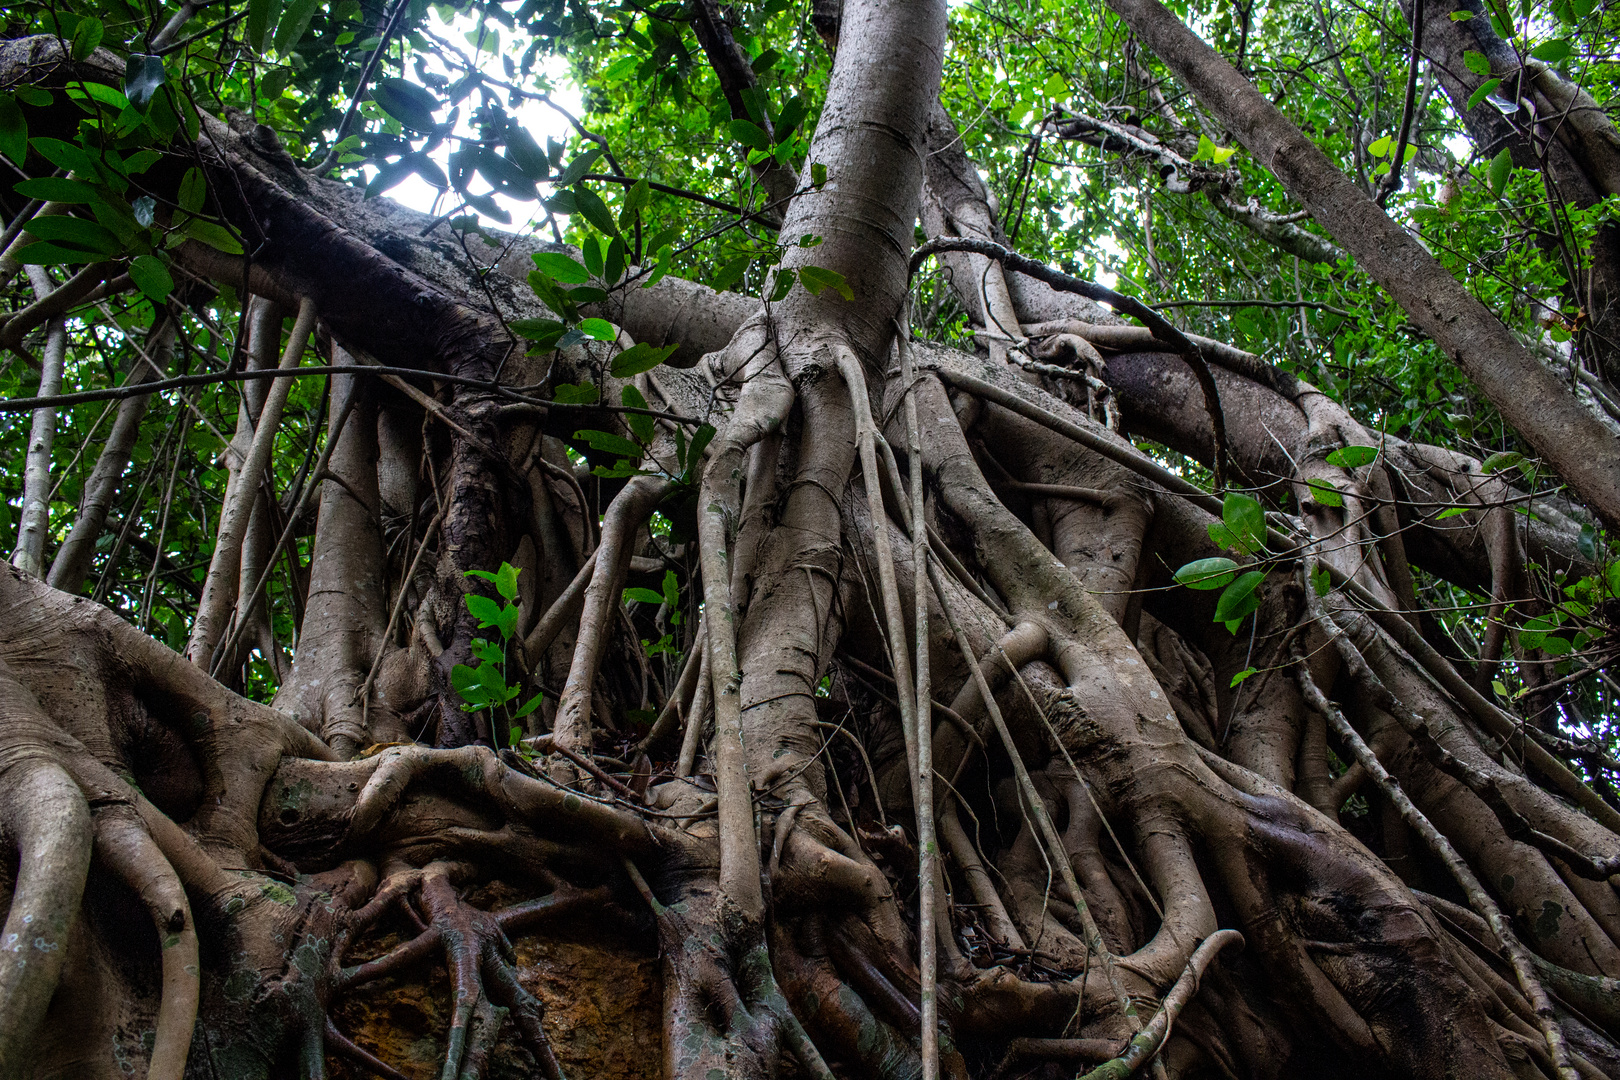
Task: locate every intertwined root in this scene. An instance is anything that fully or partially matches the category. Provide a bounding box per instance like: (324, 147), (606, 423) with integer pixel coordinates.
(334, 862), (595, 1080)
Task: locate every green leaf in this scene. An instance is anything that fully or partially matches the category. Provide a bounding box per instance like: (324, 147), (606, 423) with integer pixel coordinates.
(273, 0), (322, 52)
(602, 55), (640, 82)
(728, 118), (772, 151)
(683, 424), (716, 481)
(1488, 147), (1513, 197)
(465, 593), (504, 628)
(0, 96), (25, 165)
(496, 563), (520, 602)
(711, 254), (751, 291)
(1450, 9), (1475, 17)
(70, 17), (104, 60)
(510, 317), (564, 341)
(504, 128), (549, 182)
(451, 663), (494, 706)
(579, 318), (617, 342)
(1043, 72), (1068, 98)
(496, 603), (519, 640)
(622, 385), (655, 443)
(13, 240), (104, 264)
(582, 236), (606, 278)
(23, 215), (122, 255)
(1530, 38), (1571, 62)
(527, 271), (578, 320)
(1311, 563), (1332, 596)
(1306, 479), (1344, 507)
(123, 54), (167, 112)
(181, 218), (243, 254)
(610, 342), (678, 377)
(370, 78), (440, 131)
(768, 268), (796, 302)
(752, 48), (781, 73)
(1222, 492), (1267, 554)
(1481, 449), (1524, 474)
(1577, 523), (1597, 561)
(1206, 521), (1241, 552)
(1539, 635), (1573, 656)
(645, 225), (680, 255)
(1463, 50), (1492, 76)
(128, 254), (174, 303)
(259, 68), (294, 102)
(178, 167), (207, 214)
(1436, 506), (1470, 519)
(554, 381), (599, 404)
(1174, 557), (1239, 590)
(1230, 667), (1258, 688)
(605, 235), (627, 284)
(1213, 570), (1266, 625)
(1325, 444), (1377, 467)
(469, 636), (504, 663)
(624, 587), (665, 604)
(775, 96), (808, 142)
(575, 429), (643, 458)
(615, 178), (648, 229)
(1516, 613), (1561, 650)
(572, 185), (619, 237)
(13, 177), (97, 203)
(1368, 135), (1393, 158)
(531, 252), (589, 283)
(28, 138), (94, 177)
(554, 148), (603, 187)
(1467, 78), (1503, 110)
(248, 0), (283, 49)
(810, 162), (828, 186)
(513, 693), (543, 719)
(799, 265), (854, 300)
(662, 568), (679, 607)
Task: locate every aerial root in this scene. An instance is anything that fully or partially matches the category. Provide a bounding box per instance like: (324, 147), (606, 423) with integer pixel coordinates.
(1292, 604), (1581, 1080)
(336, 861), (576, 1080)
(92, 806), (200, 1080)
(0, 754), (92, 1074)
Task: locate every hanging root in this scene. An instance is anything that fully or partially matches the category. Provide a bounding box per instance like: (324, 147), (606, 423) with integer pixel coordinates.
(1293, 592), (1581, 1080)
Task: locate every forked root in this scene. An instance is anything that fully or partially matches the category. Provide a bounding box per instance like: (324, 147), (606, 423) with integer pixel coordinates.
(337, 861), (569, 1080)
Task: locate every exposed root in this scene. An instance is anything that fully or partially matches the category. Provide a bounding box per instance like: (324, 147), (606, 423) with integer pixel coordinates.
(339, 861), (568, 1080)
(92, 806), (200, 1080)
(0, 755), (91, 1074)
(1293, 609), (1580, 1080)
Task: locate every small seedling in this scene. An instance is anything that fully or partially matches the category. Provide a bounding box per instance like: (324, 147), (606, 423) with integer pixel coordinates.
(451, 562), (542, 747)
